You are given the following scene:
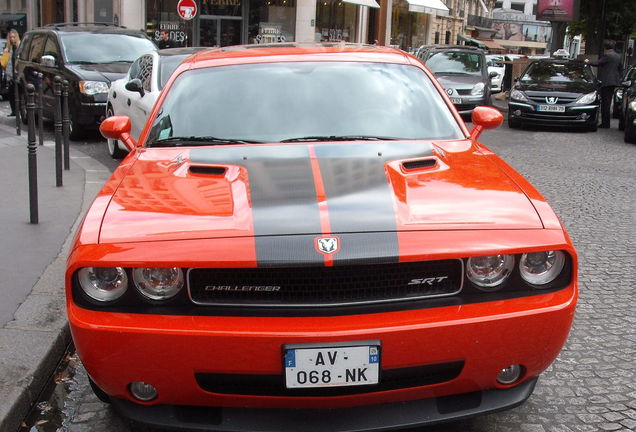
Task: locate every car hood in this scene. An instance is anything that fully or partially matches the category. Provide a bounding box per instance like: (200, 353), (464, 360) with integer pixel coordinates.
(99, 141), (543, 244)
(517, 80), (596, 95)
(67, 62), (130, 84)
(434, 74), (484, 89)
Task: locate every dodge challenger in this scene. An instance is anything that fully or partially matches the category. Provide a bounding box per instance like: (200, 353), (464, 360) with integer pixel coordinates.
(66, 43), (578, 431)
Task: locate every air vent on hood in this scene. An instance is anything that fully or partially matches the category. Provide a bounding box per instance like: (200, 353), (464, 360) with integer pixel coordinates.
(189, 166), (227, 176)
(402, 158), (437, 170)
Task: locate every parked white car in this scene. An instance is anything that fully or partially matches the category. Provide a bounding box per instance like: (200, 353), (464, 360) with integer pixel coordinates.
(486, 55), (505, 93)
(106, 47), (206, 158)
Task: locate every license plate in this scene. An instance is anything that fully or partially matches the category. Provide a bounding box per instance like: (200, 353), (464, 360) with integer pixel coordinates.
(284, 341), (380, 389)
(537, 105), (565, 112)
(451, 97), (462, 104)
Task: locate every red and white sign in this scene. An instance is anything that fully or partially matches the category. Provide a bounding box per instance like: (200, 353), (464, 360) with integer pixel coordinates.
(177, 0), (197, 20)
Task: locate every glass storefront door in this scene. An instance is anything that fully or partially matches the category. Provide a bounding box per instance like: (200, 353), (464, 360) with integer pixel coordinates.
(200, 17), (242, 47)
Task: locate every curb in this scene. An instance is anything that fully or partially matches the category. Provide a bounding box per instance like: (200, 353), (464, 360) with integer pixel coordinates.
(0, 124), (111, 432)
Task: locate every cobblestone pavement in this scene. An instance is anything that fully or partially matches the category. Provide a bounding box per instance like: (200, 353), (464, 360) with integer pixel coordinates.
(19, 121), (636, 432)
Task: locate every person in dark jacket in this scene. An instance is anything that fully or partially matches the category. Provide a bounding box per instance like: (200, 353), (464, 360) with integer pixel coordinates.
(586, 40), (623, 128)
(157, 30), (175, 49)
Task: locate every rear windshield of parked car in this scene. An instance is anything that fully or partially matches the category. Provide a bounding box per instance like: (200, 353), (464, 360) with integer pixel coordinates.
(60, 33), (157, 64)
(425, 52), (483, 76)
(521, 62), (595, 83)
(147, 62), (463, 144)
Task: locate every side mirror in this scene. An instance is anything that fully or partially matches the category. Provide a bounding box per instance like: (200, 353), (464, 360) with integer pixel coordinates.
(40, 55), (56, 68)
(100, 115), (137, 152)
(622, 80), (632, 87)
(469, 106), (504, 140)
(125, 78), (145, 97)
(489, 71), (499, 79)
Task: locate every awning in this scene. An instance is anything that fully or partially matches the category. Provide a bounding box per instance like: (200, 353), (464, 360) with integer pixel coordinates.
(0, 13), (26, 22)
(458, 34), (487, 49)
(343, 0), (380, 8)
(407, 0), (449, 16)
(480, 39), (505, 50)
(497, 40), (548, 49)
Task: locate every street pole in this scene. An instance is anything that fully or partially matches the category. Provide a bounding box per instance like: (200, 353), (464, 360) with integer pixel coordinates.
(36, 72), (44, 146)
(62, 80), (70, 170)
(26, 84), (38, 224)
(53, 76), (63, 187)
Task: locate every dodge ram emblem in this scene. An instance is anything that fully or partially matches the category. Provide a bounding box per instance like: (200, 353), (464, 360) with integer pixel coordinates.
(316, 236), (340, 254)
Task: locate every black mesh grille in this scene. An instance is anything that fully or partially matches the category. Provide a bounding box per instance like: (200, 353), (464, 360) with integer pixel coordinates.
(187, 260), (463, 307)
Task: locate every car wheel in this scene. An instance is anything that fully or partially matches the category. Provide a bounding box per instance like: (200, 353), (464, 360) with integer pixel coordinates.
(625, 117), (636, 143)
(68, 118), (84, 140)
(508, 117), (521, 129)
(106, 107), (127, 159)
(88, 377), (110, 403)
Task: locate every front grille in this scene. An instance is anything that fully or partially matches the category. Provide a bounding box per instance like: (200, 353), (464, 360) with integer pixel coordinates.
(195, 361), (464, 396)
(527, 95), (578, 104)
(187, 260), (463, 307)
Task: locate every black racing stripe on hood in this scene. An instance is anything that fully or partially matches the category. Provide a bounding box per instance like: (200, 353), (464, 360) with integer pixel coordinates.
(190, 146), (323, 265)
(314, 141), (434, 265)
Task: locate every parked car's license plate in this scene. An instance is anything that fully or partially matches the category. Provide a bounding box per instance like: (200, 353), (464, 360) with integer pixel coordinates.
(284, 342), (380, 388)
(537, 105), (565, 112)
(451, 97), (462, 104)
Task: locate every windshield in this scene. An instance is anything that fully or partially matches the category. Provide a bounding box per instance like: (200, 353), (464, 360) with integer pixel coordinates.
(159, 55), (190, 89)
(60, 33), (157, 64)
(521, 62), (595, 83)
(147, 62), (463, 144)
(426, 51), (483, 76)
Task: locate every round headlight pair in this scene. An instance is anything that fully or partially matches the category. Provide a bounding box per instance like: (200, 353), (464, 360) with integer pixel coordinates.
(467, 251), (566, 291)
(78, 267), (184, 303)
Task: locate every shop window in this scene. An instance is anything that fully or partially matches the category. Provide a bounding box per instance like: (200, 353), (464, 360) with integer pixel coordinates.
(146, 0), (189, 47)
(315, 0), (357, 42)
(249, 0), (296, 44)
(391, 0), (429, 51)
(435, 31), (439, 44)
(510, 2), (525, 12)
(445, 31), (451, 45)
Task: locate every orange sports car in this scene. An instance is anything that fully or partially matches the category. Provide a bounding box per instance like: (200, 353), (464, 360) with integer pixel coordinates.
(66, 43), (577, 431)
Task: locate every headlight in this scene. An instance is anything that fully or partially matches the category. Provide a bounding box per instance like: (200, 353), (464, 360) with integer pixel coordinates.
(133, 267), (184, 301)
(79, 80), (110, 95)
(510, 89), (529, 102)
(77, 267), (128, 302)
(471, 82), (485, 96)
(629, 101), (636, 112)
(466, 255), (514, 291)
(519, 251), (566, 286)
(575, 91), (597, 105)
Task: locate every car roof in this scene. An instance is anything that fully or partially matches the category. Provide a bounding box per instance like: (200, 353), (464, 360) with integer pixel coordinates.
(29, 23), (147, 36)
(157, 47), (209, 57)
(419, 45), (485, 53)
(179, 43), (413, 67)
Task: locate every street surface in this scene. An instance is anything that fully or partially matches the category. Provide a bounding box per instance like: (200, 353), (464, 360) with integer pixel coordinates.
(6, 100), (635, 432)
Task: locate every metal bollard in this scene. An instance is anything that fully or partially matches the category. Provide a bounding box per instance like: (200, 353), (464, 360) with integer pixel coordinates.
(36, 72), (44, 146)
(62, 80), (70, 170)
(26, 84), (38, 224)
(14, 62), (21, 136)
(53, 76), (63, 187)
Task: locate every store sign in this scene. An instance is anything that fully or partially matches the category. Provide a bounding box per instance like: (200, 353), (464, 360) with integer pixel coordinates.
(177, 0), (198, 20)
(536, 0), (579, 22)
(255, 23), (286, 44)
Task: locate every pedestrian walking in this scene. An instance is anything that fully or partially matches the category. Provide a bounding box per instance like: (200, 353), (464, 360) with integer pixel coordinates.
(0, 29), (21, 117)
(585, 40), (622, 128)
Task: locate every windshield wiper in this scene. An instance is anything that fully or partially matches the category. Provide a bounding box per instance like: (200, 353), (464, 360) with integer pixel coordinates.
(279, 135), (401, 143)
(149, 136), (262, 147)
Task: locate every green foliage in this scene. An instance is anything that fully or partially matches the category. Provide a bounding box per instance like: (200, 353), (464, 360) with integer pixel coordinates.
(568, 0), (636, 42)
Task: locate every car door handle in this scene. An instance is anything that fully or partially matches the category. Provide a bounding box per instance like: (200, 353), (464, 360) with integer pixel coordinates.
(127, 99), (131, 106)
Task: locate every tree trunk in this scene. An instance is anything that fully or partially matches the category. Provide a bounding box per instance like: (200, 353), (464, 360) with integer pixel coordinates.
(550, 22), (568, 51)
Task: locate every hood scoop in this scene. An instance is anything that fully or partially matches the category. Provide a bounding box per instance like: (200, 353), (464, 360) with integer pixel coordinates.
(402, 158), (438, 171)
(189, 165), (227, 176)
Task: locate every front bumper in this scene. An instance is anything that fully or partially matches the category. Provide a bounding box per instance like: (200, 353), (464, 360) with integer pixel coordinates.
(452, 95), (489, 115)
(73, 101), (107, 129)
(110, 378), (537, 431)
(508, 101), (599, 127)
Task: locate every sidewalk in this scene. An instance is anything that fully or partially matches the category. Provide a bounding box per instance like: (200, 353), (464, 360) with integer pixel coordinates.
(0, 119), (111, 432)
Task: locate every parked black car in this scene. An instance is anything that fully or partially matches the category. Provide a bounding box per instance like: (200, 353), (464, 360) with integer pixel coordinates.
(508, 59), (600, 131)
(617, 72), (636, 143)
(15, 23), (156, 139)
(415, 45), (495, 116)
(614, 66), (635, 119)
